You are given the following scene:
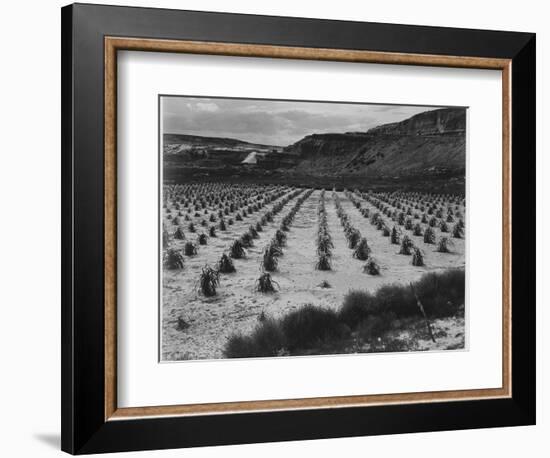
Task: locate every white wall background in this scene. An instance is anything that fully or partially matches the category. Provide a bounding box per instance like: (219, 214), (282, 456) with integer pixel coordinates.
(0, 0), (544, 456)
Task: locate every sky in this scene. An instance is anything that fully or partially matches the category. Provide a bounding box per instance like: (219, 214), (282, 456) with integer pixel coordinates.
(162, 96), (443, 147)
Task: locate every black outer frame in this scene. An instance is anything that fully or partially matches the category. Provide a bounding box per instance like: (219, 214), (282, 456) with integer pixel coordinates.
(61, 3), (536, 455)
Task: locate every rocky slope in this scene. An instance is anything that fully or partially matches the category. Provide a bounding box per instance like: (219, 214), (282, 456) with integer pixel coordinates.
(283, 108), (465, 177)
(163, 107), (466, 182)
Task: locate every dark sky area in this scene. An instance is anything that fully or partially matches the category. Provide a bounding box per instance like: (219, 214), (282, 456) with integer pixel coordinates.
(162, 96), (442, 146)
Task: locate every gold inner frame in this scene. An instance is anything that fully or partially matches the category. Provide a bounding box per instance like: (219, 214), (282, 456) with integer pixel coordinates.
(104, 37), (512, 421)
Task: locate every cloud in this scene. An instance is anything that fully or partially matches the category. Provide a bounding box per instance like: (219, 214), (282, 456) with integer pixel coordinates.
(162, 96), (442, 146)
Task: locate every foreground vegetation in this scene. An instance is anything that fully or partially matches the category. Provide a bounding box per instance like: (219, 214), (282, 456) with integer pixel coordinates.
(224, 268), (465, 358)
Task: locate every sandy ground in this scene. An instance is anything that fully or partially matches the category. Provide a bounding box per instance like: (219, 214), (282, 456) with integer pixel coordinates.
(162, 189), (465, 360)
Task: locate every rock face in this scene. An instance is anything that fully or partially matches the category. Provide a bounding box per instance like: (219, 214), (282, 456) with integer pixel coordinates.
(163, 107), (466, 183)
(283, 108), (466, 177)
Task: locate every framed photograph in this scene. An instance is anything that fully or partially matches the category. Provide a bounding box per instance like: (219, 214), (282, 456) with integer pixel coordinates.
(61, 3), (536, 454)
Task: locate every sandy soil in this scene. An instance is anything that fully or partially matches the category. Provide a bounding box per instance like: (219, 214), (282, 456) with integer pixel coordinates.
(162, 189), (465, 361)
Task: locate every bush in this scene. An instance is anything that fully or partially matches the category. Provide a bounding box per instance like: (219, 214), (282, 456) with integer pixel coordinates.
(188, 222), (196, 233)
(240, 232), (254, 248)
(274, 229), (287, 247)
(262, 246), (279, 272)
(452, 223), (464, 238)
(229, 239), (246, 259)
(412, 223), (423, 236)
(316, 252), (332, 271)
(209, 226), (217, 237)
(347, 229), (361, 249)
(256, 272), (279, 293)
(198, 265), (220, 297)
(440, 221), (449, 233)
(282, 305), (350, 350)
(218, 253), (236, 273)
(411, 247), (425, 266)
(390, 226), (400, 244)
(249, 225), (259, 239)
(414, 269), (465, 317)
(353, 238), (371, 260)
(198, 233), (208, 245)
(363, 258), (380, 275)
(224, 318), (286, 358)
(162, 228), (170, 248)
(382, 225), (390, 237)
(436, 236), (453, 253)
(399, 235), (414, 255)
(184, 241), (198, 256)
(174, 227), (185, 240)
(339, 290), (378, 327)
(163, 248), (185, 269)
(219, 219), (227, 231)
(423, 227), (436, 244)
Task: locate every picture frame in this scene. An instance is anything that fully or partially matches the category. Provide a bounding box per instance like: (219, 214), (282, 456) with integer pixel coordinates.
(61, 3), (536, 454)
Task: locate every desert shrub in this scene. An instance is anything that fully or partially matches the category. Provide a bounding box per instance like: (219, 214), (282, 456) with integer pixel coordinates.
(411, 247), (425, 266)
(249, 225), (259, 239)
(224, 318), (286, 358)
(404, 218), (413, 230)
(412, 223), (423, 236)
(375, 283), (417, 318)
(436, 236), (453, 253)
(447, 214), (455, 223)
(382, 225), (390, 236)
(219, 219), (227, 231)
(363, 258), (380, 275)
(318, 280), (331, 288)
(173, 226), (185, 240)
(228, 218), (234, 225)
(339, 290), (378, 327)
(440, 221), (449, 233)
(163, 248), (185, 270)
(209, 226), (217, 237)
(176, 317), (189, 331)
(240, 232), (254, 248)
(217, 253), (236, 273)
(356, 312), (397, 340)
(397, 212), (405, 226)
(256, 272), (279, 293)
(353, 238), (371, 260)
(236, 213), (243, 221)
(229, 239), (246, 259)
(281, 305), (350, 351)
(274, 229), (287, 247)
(184, 241), (198, 256)
(200, 219), (207, 227)
(423, 227), (436, 244)
(316, 252), (332, 271)
(262, 246), (279, 271)
(429, 217), (438, 227)
(317, 235), (333, 255)
(162, 228), (170, 248)
(399, 235), (414, 255)
(390, 226), (400, 244)
(421, 214), (428, 224)
(198, 233), (208, 245)
(209, 213), (216, 222)
(413, 269), (465, 317)
(198, 265), (220, 297)
(347, 229), (361, 249)
(188, 222), (196, 233)
(452, 223), (464, 238)
(256, 222), (263, 232)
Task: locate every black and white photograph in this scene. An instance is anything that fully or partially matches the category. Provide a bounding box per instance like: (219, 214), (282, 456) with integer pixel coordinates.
(161, 96), (467, 361)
